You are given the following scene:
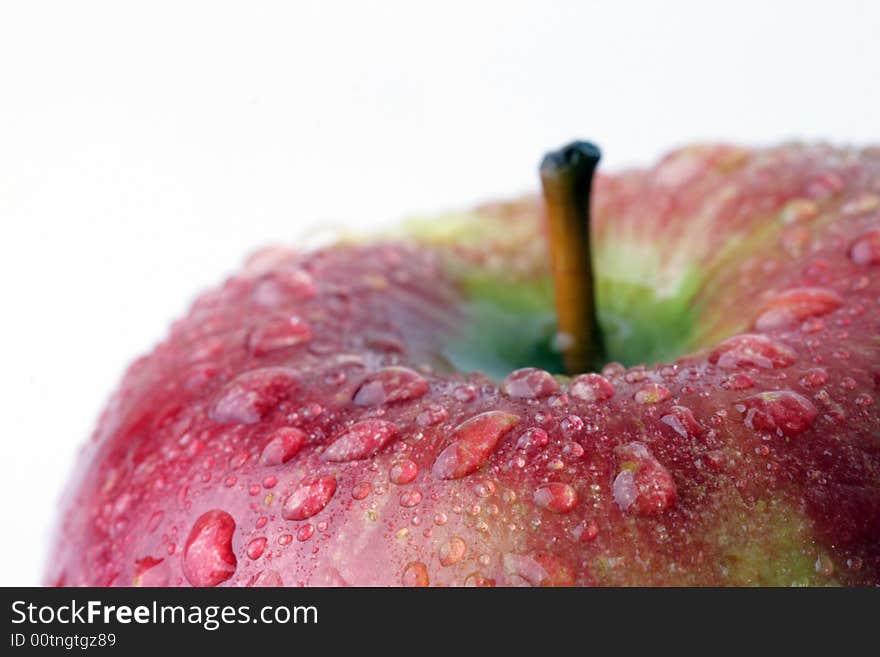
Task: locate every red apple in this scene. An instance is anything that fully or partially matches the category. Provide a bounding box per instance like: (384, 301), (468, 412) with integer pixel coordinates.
(48, 141), (880, 586)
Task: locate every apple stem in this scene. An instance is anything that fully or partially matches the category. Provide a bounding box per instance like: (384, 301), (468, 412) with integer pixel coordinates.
(540, 141), (604, 374)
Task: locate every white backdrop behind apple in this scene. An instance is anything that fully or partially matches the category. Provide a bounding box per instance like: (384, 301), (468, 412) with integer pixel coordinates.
(1, 0), (878, 585)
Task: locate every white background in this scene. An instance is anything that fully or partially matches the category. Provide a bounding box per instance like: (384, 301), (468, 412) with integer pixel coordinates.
(1, 1), (878, 586)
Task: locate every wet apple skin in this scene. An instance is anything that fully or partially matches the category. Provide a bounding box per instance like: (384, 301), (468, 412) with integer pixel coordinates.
(49, 143), (880, 586)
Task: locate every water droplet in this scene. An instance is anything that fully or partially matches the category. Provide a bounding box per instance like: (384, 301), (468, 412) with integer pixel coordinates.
(754, 287), (843, 330)
(400, 490), (423, 508)
(432, 411), (520, 480)
(278, 533), (293, 546)
(182, 510), (237, 587)
(814, 553), (836, 577)
(322, 419), (399, 462)
(561, 441), (585, 459)
(259, 427), (307, 466)
(502, 552), (575, 587)
(439, 537), (467, 566)
(282, 476), (338, 520)
(246, 537), (267, 560)
(248, 569), (283, 587)
(850, 228), (880, 265)
(248, 316), (313, 355)
(464, 572), (496, 587)
(660, 405), (704, 438)
(738, 390), (818, 436)
(210, 367), (299, 424)
(389, 459), (419, 485)
(401, 561), (429, 586)
(855, 393), (874, 406)
(573, 520), (599, 543)
(568, 373), (615, 402)
(708, 334), (797, 370)
(434, 512), (448, 526)
(502, 368), (560, 399)
(416, 404), (448, 426)
(516, 427), (549, 449)
(613, 442), (677, 515)
(452, 385), (478, 402)
(560, 414), (585, 437)
(296, 524), (315, 541)
(351, 481), (372, 500)
(252, 269), (316, 307)
(230, 450), (251, 469)
(353, 367), (429, 406)
(722, 373), (755, 390)
(534, 482), (578, 513)
(625, 369), (648, 383)
(634, 383), (671, 405)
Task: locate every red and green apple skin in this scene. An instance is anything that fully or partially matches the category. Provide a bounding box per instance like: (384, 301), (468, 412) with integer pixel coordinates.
(48, 143), (880, 587)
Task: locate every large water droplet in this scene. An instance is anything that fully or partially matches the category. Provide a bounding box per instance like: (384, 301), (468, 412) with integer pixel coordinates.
(534, 482), (578, 513)
(389, 459), (419, 485)
(516, 427), (549, 450)
(800, 367), (829, 389)
(248, 316), (313, 355)
(708, 334), (797, 370)
(613, 442), (677, 515)
(432, 411), (520, 480)
(322, 419), (399, 462)
(259, 427), (307, 466)
(246, 537), (267, 560)
(282, 476), (338, 521)
(401, 561), (430, 586)
(738, 390), (818, 436)
(399, 490), (423, 508)
(439, 537), (467, 566)
(210, 367), (299, 424)
(182, 510), (237, 587)
(568, 373), (615, 402)
(351, 481), (372, 500)
(634, 383), (671, 405)
(502, 368), (560, 399)
(754, 287), (843, 331)
(660, 405), (705, 438)
(353, 367), (429, 406)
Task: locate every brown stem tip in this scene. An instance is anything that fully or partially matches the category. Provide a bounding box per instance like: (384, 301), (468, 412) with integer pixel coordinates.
(540, 141), (604, 374)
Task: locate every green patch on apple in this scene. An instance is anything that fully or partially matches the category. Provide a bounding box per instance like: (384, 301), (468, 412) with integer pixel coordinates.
(709, 495), (835, 586)
(443, 267), (563, 378)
